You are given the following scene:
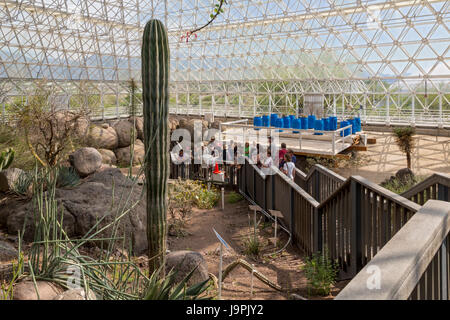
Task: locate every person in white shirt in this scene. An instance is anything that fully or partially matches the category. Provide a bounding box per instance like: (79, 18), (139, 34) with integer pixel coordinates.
(261, 150), (274, 175)
(282, 153), (296, 180)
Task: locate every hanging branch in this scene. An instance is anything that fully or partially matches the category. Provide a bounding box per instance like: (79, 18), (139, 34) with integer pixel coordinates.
(181, 0), (228, 43)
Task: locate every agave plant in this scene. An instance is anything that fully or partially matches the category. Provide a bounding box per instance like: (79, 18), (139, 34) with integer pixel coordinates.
(143, 264), (210, 300)
(0, 148), (14, 171)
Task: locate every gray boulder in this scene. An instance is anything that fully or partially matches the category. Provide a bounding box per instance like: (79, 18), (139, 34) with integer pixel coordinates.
(129, 117), (144, 140)
(0, 240), (17, 262)
(98, 149), (117, 166)
(113, 120), (137, 148)
(70, 147), (102, 177)
(115, 139), (145, 166)
(0, 168), (25, 192)
(5, 169), (147, 255)
(88, 125), (119, 150)
(165, 250), (209, 286)
(13, 281), (64, 300)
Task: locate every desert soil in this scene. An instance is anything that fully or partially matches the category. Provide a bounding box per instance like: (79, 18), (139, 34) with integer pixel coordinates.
(168, 194), (346, 300)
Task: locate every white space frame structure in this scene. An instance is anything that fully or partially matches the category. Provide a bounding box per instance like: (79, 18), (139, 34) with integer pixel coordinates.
(0, 0), (449, 127)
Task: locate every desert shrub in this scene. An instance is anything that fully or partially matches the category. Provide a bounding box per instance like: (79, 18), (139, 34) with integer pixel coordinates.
(380, 175), (425, 194)
(243, 236), (261, 257)
(303, 248), (338, 296)
(227, 191), (243, 203)
(243, 213), (262, 258)
(10, 80), (93, 168)
(193, 183), (219, 209)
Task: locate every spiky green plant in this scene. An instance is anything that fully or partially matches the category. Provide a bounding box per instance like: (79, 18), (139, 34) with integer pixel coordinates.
(0, 148), (14, 171)
(142, 19), (170, 274)
(143, 265), (210, 300)
(56, 166), (80, 188)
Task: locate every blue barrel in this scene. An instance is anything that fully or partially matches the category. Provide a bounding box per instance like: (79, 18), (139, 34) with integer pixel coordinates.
(301, 117), (308, 130)
(292, 118), (300, 133)
(275, 118), (283, 132)
(270, 114), (278, 127)
(314, 119), (324, 135)
(253, 116), (262, 131)
(262, 115), (270, 127)
(323, 118), (330, 131)
(308, 115), (316, 129)
(289, 115), (296, 123)
(329, 116), (338, 131)
(340, 120), (351, 137)
(283, 116), (291, 128)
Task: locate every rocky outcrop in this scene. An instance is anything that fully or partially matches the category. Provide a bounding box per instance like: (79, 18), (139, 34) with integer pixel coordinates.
(87, 124), (119, 150)
(98, 149), (117, 166)
(165, 250), (209, 286)
(115, 139), (145, 166)
(130, 117), (144, 141)
(70, 147), (102, 177)
(113, 120), (136, 148)
(0, 240), (17, 262)
(13, 281), (64, 300)
(4, 169), (147, 255)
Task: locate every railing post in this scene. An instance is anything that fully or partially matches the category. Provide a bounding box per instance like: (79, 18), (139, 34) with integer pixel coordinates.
(313, 207), (322, 254)
(441, 239), (448, 300)
(253, 164), (256, 201)
(314, 170), (321, 202)
(438, 183), (449, 201)
(290, 186), (295, 244)
(263, 176), (267, 211)
(351, 179), (363, 277)
(271, 174), (275, 210)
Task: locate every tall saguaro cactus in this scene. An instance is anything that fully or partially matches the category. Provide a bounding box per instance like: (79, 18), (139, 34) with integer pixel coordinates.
(142, 19), (170, 273)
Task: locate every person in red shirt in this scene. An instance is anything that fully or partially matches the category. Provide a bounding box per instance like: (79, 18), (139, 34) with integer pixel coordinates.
(278, 142), (287, 167)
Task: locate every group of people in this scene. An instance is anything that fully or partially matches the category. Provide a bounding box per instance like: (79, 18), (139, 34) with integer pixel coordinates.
(170, 135), (297, 180)
(246, 141), (296, 179)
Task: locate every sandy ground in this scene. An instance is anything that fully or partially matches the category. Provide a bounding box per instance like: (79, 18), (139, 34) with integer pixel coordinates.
(335, 131), (450, 183)
(168, 196), (345, 300)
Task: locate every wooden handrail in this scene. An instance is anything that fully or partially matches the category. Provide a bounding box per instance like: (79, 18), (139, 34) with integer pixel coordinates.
(317, 175), (421, 213)
(401, 173), (450, 199)
(352, 175), (422, 212)
(336, 200), (450, 300)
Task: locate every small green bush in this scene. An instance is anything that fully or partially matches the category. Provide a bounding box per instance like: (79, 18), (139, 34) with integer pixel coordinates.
(243, 236), (261, 257)
(227, 191), (243, 203)
(194, 183), (219, 209)
(303, 248), (338, 296)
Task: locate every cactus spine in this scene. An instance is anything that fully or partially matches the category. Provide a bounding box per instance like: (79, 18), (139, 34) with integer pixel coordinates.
(142, 19), (170, 273)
